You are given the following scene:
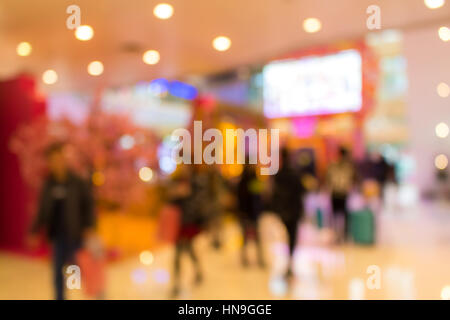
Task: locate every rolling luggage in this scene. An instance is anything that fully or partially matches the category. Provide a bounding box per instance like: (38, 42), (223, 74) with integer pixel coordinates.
(349, 208), (375, 245)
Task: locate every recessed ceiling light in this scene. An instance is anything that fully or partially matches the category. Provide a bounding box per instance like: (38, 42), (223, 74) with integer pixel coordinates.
(16, 42), (32, 56)
(212, 36), (231, 51)
(42, 69), (58, 84)
(143, 50), (160, 65)
(303, 18), (322, 33)
(75, 25), (94, 41)
(153, 3), (174, 20)
(87, 61), (104, 76)
(424, 0), (445, 9)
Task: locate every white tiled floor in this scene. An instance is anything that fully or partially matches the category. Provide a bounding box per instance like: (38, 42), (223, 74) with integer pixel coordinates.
(1, 201), (450, 300)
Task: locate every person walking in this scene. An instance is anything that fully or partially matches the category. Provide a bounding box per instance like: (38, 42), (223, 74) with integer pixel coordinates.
(28, 143), (95, 300)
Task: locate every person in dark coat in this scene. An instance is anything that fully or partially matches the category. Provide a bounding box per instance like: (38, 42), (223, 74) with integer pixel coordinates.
(237, 163), (265, 268)
(271, 148), (305, 279)
(28, 143), (95, 300)
(169, 164), (206, 298)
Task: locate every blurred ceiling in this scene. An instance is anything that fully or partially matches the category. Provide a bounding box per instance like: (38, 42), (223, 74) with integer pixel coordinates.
(0, 0), (449, 92)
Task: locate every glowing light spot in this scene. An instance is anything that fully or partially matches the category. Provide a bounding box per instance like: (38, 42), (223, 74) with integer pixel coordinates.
(16, 42), (32, 56)
(75, 25), (94, 41)
(143, 50), (160, 65)
(303, 18), (322, 33)
(119, 134), (135, 150)
(159, 156), (176, 174)
(441, 285), (450, 299)
(212, 36), (231, 52)
(139, 166), (153, 182)
(153, 269), (170, 284)
(435, 154), (448, 170)
(435, 122), (449, 138)
(424, 0), (445, 9)
(87, 61), (104, 76)
(139, 250), (154, 266)
(437, 82), (450, 98)
(42, 69), (58, 85)
(438, 26), (450, 42)
(131, 268), (147, 284)
(153, 3), (174, 19)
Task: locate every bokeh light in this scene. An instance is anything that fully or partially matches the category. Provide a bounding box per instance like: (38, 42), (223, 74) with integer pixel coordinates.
(16, 42), (32, 56)
(435, 122), (449, 138)
(435, 154), (448, 170)
(131, 268), (148, 284)
(153, 3), (174, 19)
(139, 166), (153, 182)
(436, 82), (450, 98)
(424, 0), (445, 9)
(441, 285), (450, 299)
(119, 134), (135, 150)
(143, 50), (160, 65)
(303, 18), (322, 33)
(75, 25), (94, 41)
(212, 36), (231, 52)
(438, 26), (450, 42)
(139, 250), (154, 266)
(87, 61), (104, 76)
(42, 69), (58, 84)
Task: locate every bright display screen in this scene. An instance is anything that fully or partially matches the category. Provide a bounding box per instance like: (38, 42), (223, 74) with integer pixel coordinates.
(263, 49), (362, 118)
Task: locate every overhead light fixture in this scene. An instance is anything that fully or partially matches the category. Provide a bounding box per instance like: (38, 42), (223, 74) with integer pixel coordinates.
(143, 50), (160, 65)
(87, 61), (104, 76)
(153, 3), (174, 20)
(424, 0), (445, 9)
(42, 69), (58, 84)
(303, 18), (322, 33)
(75, 25), (94, 41)
(212, 36), (231, 51)
(16, 42), (32, 56)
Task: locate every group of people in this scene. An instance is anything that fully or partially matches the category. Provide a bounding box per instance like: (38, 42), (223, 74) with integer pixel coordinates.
(28, 142), (393, 299)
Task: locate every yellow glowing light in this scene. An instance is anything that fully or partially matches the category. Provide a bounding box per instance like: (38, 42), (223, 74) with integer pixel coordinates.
(441, 285), (450, 299)
(87, 61), (104, 76)
(438, 26), (450, 42)
(139, 167), (153, 182)
(42, 69), (58, 85)
(435, 154), (448, 170)
(435, 122), (449, 138)
(75, 25), (94, 41)
(153, 3), (174, 20)
(143, 50), (160, 65)
(139, 250), (154, 265)
(437, 82), (450, 98)
(424, 0), (445, 9)
(303, 18), (322, 33)
(92, 171), (105, 186)
(212, 36), (231, 52)
(16, 42), (32, 56)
